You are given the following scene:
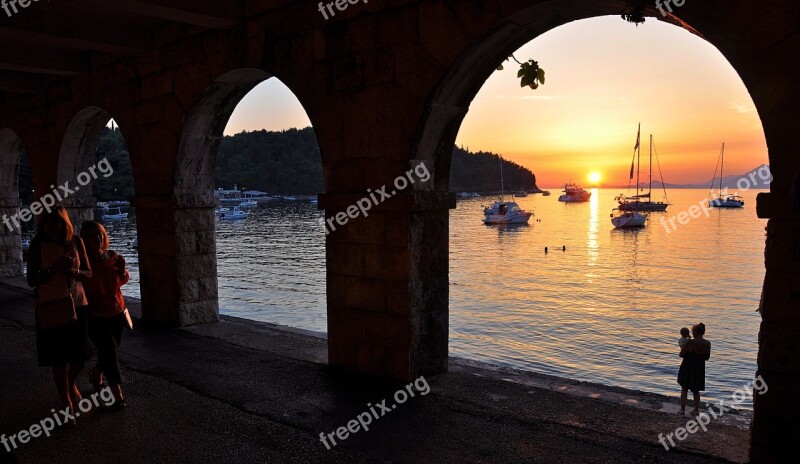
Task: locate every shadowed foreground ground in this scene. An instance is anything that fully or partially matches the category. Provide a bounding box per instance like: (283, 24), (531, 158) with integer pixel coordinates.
(0, 280), (749, 463)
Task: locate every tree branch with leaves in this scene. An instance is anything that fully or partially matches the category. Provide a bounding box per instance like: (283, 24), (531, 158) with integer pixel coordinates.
(497, 54), (546, 90)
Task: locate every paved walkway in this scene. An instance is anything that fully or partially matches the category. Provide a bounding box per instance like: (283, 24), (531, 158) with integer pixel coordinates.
(0, 279), (749, 463)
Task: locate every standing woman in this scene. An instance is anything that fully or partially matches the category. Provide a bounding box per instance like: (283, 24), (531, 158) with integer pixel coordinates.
(26, 207), (92, 424)
(80, 221), (129, 409)
(678, 323), (711, 415)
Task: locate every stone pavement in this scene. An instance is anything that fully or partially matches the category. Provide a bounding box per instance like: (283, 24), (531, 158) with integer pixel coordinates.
(0, 280), (749, 463)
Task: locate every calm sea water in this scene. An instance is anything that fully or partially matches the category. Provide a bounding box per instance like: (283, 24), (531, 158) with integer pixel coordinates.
(93, 189), (765, 408)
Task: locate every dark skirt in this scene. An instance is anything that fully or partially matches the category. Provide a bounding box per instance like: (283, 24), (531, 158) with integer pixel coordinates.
(36, 305), (91, 367)
(677, 353), (706, 392)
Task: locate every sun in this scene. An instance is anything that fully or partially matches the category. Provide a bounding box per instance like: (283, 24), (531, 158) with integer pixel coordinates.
(588, 171), (602, 185)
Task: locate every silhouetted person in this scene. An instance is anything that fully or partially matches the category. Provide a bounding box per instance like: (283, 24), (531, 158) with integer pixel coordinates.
(677, 323), (710, 415)
(80, 221), (130, 410)
(562, 245), (566, 252)
(544, 247), (548, 253)
(27, 207), (92, 425)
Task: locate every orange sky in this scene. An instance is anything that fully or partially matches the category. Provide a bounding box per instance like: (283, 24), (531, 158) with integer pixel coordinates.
(225, 16), (768, 189)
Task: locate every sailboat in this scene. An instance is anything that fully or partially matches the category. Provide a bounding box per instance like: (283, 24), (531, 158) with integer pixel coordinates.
(616, 127), (670, 212)
(611, 124), (648, 228)
(708, 143), (745, 208)
(482, 158), (533, 224)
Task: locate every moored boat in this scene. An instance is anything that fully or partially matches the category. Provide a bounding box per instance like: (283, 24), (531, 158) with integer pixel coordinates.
(707, 143), (745, 208)
(611, 209), (647, 228)
(558, 183), (591, 202)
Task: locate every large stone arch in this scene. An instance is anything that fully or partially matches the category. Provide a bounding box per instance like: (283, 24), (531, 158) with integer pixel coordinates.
(57, 107), (113, 230)
(0, 128), (25, 277)
(411, 2), (796, 462)
(170, 68), (274, 327)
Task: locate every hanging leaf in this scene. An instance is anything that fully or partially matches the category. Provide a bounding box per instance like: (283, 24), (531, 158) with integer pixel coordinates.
(498, 55), (546, 91)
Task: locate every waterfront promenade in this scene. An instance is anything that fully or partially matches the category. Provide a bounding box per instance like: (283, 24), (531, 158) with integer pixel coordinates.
(0, 279), (748, 463)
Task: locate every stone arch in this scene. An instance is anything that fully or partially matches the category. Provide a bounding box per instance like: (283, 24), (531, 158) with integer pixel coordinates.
(414, 4), (767, 192)
(57, 107), (113, 229)
(175, 68), (272, 196)
(412, 3), (785, 461)
(0, 128), (25, 277)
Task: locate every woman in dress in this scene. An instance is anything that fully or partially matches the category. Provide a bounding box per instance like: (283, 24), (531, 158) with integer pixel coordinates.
(677, 323), (711, 414)
(80, 221), (129, 409)
(26, 207), (91, 424)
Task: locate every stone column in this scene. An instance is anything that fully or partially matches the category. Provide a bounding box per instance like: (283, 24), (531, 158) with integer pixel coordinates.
(0, 198), (23, 277)
(134, 194), (219, 328)
(322, 189), (455, 381)
(750, 190), (800, 462)
(62, 196), (96, 234)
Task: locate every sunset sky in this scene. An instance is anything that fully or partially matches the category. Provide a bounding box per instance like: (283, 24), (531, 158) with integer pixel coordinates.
(225, 16), (768, 189)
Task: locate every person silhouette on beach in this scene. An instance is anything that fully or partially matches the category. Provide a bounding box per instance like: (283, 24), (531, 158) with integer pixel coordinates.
(677, 323), (710, 415)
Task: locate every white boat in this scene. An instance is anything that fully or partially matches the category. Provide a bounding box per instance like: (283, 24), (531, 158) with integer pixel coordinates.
(238, 200), (258, 208)
(102, 207), (128, 220)
(558, 183), (591, 202)
(215, 207), (229, 214)
(482, 158), (533, 224)
(617, 128), (670, 212)
(484, 201), (533, 224)
(611, 209), (648, 228)
(708, 143), (745, 208)
(217, 206), (248, 220)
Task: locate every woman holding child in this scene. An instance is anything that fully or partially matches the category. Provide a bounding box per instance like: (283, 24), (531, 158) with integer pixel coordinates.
(677, 323), (711, 415)
(27, 208), (92, 425)
(80, 220), (130, 410)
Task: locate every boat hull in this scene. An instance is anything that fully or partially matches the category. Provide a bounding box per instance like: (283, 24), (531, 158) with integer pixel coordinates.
(611, 212), (647, 228)
(708, 199), (744, 208)
(484, 212), (532, 224)
(618, 201), (669, 212)
(558, 195), (590, 203)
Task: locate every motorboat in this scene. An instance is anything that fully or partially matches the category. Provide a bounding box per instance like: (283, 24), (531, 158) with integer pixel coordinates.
(102, 207), (128, 220)
(558, 183), (591, 202)
(217, 206), (248, 220)
(215, 207), (229, 214)
(709, 195), (745, 208)
(617, 128), (670, 212)
(484, 201), (533, 224)
(542, 191), (551, 196)
(611, 209), (647, 228)
(482, 159), (533, 224)
(708, 143), (745, 208)
(238, 200), (258, 208)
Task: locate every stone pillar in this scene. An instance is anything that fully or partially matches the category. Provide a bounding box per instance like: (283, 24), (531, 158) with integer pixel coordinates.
(322, 189), (454, 381)
(750, 191), (800, 462)
(134, 194), (219, 328)
(0, 198), (23, 277)
(62, 196), (96, 234)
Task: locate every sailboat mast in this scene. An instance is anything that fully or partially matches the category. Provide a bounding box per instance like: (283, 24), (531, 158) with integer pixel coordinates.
(649, 134), (653, 197)
(636, 132), (641, 193)
(500, 158), (504, 201)
(719, 143), (725, 195)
